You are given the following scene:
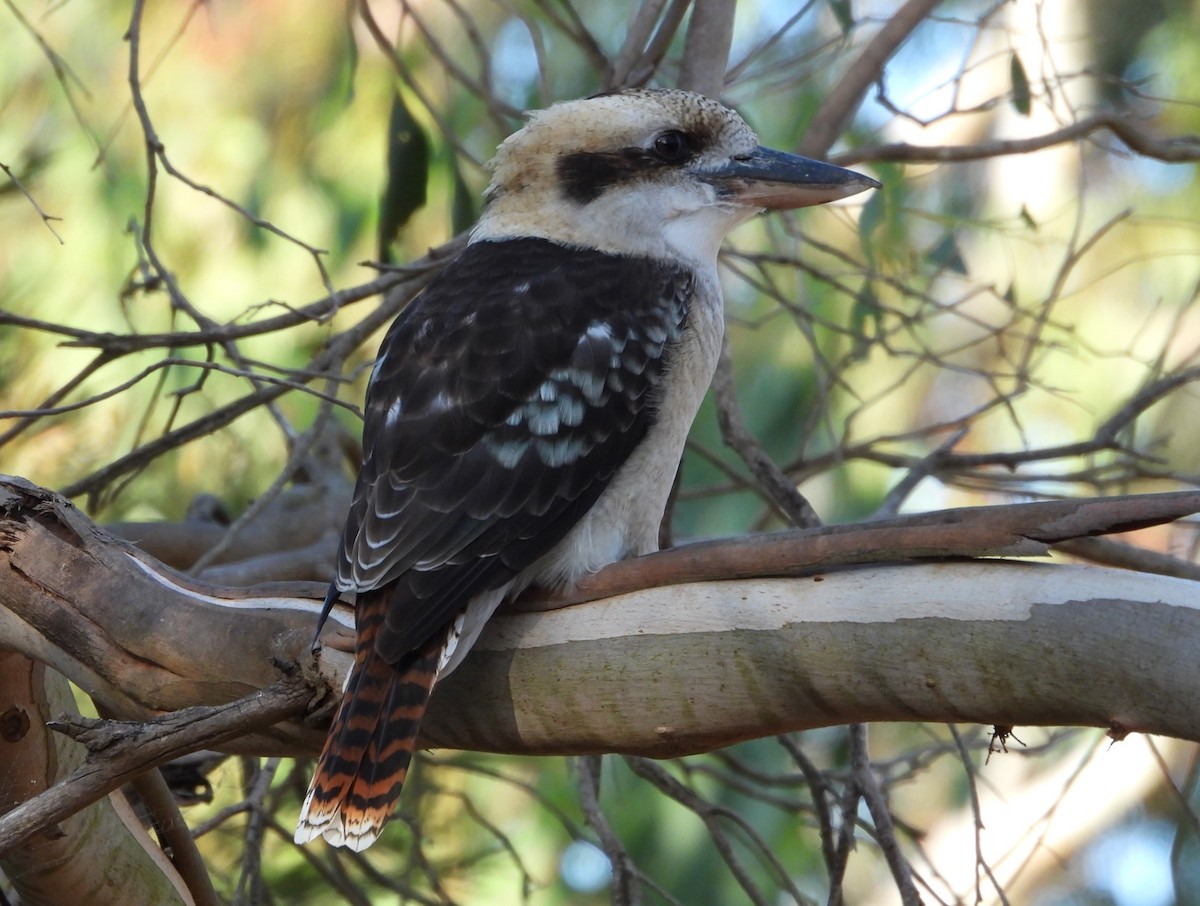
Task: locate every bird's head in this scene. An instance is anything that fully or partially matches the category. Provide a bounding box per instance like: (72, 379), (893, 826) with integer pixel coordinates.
(472, 88), (878, 267)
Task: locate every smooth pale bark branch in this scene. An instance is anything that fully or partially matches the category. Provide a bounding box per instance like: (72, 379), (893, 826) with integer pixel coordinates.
(436, 562), (1200, 754)
(2, 473), (1199, 763)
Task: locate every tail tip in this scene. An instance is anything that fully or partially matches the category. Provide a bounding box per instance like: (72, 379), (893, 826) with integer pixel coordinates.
(294, 815), (385, 852)
(296, 793), (387, 851)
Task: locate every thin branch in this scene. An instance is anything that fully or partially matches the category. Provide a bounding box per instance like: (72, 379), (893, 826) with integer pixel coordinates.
(0, 160), (63, 243)
(1053, 535), (1200, 582)
(125, 0), (333, 292)
(578, 756), (643, 906)
(1145, 737), (1200, 841)
(826, 748), (860, 906)
(872, 427), (969, 518)
(778, 736), (839, 878)
(611, 0), (693, 89)
(2, 0), (97, 148)
(710, 333), (823, 528)
(625, 757), (777, 906)
(58, 263), (435, 503)
(233, 757), (281, 906)
(838, 112), (1200, 165)
(528, 0), (609, 77)
(848, 724), (921, 905)
(947, 725), (1010, 905)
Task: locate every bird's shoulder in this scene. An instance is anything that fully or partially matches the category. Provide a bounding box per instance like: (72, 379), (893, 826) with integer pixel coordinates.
(363, 238), (695, 466)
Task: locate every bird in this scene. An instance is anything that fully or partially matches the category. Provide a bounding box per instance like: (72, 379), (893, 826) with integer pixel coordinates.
(295, 88), (879, 851)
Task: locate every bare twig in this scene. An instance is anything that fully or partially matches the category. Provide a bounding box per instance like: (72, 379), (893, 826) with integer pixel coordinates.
(126, 0), (333, 292)
(2, 0), (97, 147)
(710, 333), (824, 528)
(578, 756), (643, 906)
(838, 112), (1200, 166)
(947, 725), (1010, 905)
(233, 757), (282, 906)
(0, 159), (63, 243)
(848, 724), (921, 905)
(826, 745), (860, 906)
(625, 757), (782, 906)
(778, 736), (839, 877)
(609, 0), (671, 88)
(57, 266), (433, 504)
(610, 0), (693, 89)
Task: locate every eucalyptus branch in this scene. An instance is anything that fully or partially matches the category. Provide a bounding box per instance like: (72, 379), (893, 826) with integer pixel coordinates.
(838, 112), (1200, 166)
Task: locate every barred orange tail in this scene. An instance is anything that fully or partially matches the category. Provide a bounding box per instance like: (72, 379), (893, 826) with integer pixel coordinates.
(295, 591), (445, 851)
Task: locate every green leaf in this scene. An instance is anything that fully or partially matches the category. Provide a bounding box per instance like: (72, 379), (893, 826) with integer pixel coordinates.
(857, 188), (885, 267)
(848, 280), (882, 360)
(1009, 51), (1032, 116)
(926, 233), (968, 275)
(826, 0), (853, 35)
(377, 90), (430, 263)
(858, 188), (884, 243)
(449, 155), (478, 236)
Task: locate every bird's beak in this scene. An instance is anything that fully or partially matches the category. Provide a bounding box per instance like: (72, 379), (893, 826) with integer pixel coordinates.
(704, 146), (880, 210)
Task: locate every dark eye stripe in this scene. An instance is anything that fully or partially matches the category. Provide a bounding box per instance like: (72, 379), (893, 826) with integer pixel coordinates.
(556, 131), (703, 204)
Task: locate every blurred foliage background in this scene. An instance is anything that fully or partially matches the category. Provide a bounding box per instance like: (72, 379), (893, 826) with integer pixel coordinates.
(3, 0), (1200, 903)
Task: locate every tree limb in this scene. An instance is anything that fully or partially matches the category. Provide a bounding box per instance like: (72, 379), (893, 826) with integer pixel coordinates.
(1, 471), (1198, 759)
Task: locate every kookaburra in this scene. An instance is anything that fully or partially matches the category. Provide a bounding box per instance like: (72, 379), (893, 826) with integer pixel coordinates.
(296, 88), (878, 850)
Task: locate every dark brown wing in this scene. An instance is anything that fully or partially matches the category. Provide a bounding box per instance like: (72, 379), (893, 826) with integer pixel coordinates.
(337, 237), (693, 663)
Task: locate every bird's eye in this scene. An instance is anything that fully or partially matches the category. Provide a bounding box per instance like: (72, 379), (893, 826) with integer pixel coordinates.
(652, 130), (689, 162)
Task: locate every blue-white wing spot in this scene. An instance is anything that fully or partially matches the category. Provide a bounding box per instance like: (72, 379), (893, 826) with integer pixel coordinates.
(384, 397), (404, 427)
(536, 434), (588, 467)
(549, 366), (606, 406)
(485, 436), (527, 469)
(526, 405), (560, 436)
(585, 321), (614, 343)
